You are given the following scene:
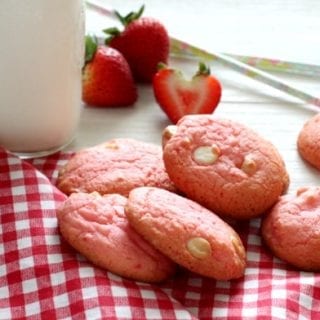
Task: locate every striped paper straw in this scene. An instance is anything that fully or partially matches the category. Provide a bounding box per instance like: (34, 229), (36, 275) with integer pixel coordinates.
(86, 0), (320, 108)
(227, 55), (320, 77)
(169, 49), (320, 77)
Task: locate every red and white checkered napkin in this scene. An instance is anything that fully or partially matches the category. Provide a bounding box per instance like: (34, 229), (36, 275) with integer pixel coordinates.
(1, 148), (320, 320)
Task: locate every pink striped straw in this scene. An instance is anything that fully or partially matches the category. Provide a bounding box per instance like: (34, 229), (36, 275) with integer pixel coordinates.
(86, 0), (320, 108)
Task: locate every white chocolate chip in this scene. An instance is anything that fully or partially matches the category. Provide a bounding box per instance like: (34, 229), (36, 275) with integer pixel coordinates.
(105, 142), (119, 149)
(241, 154), (256, 175)
(90, 191), (101, 198)
(193, 145), (220, 165)
(187, 237), (211, 259)
(231, 236), (246, 259)
(162, 125), (177, 147)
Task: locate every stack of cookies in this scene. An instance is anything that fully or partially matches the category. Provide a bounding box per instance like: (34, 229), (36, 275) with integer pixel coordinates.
(56, 114), (320, 282)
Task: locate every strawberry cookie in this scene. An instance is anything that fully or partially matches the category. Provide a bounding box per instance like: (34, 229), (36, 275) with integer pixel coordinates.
(262, 186), (320, 271)
(57, 192), (176, 282)
(297, 113), (320, 170)
(57, 138), (176, 196)
(162, 115), (289, 220)
(125, 187), (246, 280)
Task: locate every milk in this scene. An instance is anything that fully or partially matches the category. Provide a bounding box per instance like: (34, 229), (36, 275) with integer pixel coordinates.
(0, 0), (85, 157)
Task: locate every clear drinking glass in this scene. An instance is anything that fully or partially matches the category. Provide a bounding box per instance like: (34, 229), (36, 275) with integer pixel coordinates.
(0, 0), (85, 158)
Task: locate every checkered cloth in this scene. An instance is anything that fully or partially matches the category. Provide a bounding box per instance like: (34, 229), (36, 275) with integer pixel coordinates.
(1, 148), (320, 319)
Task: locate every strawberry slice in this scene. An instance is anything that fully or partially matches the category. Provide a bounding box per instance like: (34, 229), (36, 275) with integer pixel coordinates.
(153, 63), (222, 124)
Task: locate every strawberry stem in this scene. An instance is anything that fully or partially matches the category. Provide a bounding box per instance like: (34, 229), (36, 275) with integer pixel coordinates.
(157, 62), (168, 70)
(85, 35), (98, 64)
(114, 5), (145, 26)
(103, 5), (145, 44)
(195, 62), (211, 76)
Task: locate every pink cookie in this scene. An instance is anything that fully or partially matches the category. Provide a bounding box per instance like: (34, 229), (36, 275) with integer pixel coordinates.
(162, 115), (289, 219)
(125, 187), (246, 280)
(297, 113), (320, 170)
(262, 186), (320, 271)
(57, 192), (176, 282)
(57, 138), (176, 196)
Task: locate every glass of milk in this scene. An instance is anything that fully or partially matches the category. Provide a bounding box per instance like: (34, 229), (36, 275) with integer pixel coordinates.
(0, 0), (85, 158)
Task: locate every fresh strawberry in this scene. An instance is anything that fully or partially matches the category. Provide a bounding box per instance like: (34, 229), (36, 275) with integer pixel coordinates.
(153, 62), (222, 124)
(82, 35), (137, 107)
(103, 5), (169, 83)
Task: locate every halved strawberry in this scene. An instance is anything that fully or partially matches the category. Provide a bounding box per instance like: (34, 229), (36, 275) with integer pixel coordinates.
(153, 63), (222, 124)
(82, 35), (137, 107)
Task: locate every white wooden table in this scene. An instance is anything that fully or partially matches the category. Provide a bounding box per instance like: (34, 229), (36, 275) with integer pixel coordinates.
(69, 0), (320, 195)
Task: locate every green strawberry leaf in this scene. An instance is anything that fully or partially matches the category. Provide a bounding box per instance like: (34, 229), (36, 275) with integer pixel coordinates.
(103, 27), (121, 36)
(102, 5), (145, 45)
(115, 5), (145, 26)
(85, 35), (98, 63)
(102, 27), (121, 45)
